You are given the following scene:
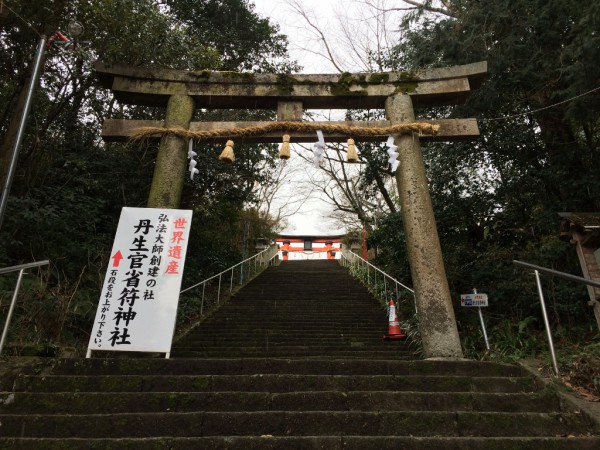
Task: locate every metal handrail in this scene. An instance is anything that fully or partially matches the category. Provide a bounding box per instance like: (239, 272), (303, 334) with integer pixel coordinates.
(513, 260), (600, 288)
(0, 260), (50, 355)
(513, 259), (599, 375)
(179, 243), (278, 315)
(340, 249), (415, 308)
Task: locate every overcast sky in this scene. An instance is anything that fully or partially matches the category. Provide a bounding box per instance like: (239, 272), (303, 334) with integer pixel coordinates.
(251, 0), (347, 235)
(252, 0), (340, 74)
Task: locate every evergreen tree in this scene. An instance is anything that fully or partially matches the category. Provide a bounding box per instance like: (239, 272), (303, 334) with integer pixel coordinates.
(0, 0), (295, 350)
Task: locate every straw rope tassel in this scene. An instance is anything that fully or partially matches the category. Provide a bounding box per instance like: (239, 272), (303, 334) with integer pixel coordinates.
(279, 134), (291, 160)
(346, 138), (358, 163)
(219, 140), (235, 163)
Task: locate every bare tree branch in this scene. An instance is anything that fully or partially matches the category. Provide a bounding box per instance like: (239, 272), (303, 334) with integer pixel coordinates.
(286, 0), (401, 72)
(287, 0), (345, 73)
(362, 0), (457, 18)
(253, 155), (318, 231)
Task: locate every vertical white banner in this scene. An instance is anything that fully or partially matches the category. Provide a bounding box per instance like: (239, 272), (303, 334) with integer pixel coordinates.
(88, 207), (193, 353)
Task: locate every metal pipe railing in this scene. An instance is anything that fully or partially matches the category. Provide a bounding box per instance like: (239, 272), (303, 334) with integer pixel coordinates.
(0, 260), (50, 355)
(180, 244), (278, 315)
(513, 260), (600, 288)
(513, 259), (600, 375)
(0, 36), (47, 231)
(340, 249), (415, 312)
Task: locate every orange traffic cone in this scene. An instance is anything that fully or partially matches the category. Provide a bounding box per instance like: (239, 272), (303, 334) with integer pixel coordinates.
(383, 299), (407, 340)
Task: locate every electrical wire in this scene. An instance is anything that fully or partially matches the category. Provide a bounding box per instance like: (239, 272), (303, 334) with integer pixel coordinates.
(1, 1), (43, 38)
(483, 85), (600, 122)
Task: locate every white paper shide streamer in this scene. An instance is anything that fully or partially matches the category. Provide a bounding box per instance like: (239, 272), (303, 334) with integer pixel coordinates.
(188, 139), (199, 180)
(313, 130), (325, 168)
(386, 135), (400, 173)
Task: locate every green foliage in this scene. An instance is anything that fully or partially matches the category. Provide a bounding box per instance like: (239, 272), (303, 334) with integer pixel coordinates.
(165, 0), (299, 72)
(362, 0), (600, 369)
(0, 0), (295, 353)
(368, 212), (411, 285)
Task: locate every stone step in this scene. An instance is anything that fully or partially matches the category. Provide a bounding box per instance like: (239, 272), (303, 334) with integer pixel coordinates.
(171, 345), (408, 352)
(173, 343), (410, 351)
(191, 314), (385, 320)
(2, 436), (599, 450)
(173, 336), (398, 342)
(235, 291), (375, 295)
(186, 330), (388, 336)
(47, 359), (529, 377)
(193, 324), (387, 330)
(169, 350), (414, 359)
(178, 336), (400, 343)
(0, 390), (560, 414)
(179, 336), (397, 344)
(204, 312), (386, 317)
(198, 321), (388, 326)
(13, 374), (538, 393)
(169, 351), (411, 359)
(0, 411), (592, 438)
(172, 340), (409, 346)
(178, 328), (391, 335)
(230, 294), (379, 299)
(191, 324), (388, 331)
(228, 298), (381, 302)
(189, 319), (387, 324)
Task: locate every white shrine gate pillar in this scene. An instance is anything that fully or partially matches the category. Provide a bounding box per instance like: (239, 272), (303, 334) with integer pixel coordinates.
(386, 94), (463, 358)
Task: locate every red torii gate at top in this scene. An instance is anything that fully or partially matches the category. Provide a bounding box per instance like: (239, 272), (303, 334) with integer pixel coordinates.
(277, 237), (342, 261)
(95, 60), (488, 359)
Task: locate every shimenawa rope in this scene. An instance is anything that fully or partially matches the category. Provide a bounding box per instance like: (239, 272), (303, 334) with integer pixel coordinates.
(130, 121), (440, 141)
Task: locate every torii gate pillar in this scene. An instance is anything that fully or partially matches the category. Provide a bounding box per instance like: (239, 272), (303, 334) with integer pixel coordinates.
(147, 94), (195, 209)
(386, 94), (463, 358)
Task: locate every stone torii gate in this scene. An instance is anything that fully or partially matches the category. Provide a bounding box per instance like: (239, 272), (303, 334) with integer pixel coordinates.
(95, 60), (487, 359)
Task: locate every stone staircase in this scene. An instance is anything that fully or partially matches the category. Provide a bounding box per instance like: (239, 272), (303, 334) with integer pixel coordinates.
(1, 260), (599, 448)
(172, 260), (411, 360)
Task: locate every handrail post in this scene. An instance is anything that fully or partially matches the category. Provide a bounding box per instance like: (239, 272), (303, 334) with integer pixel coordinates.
(374, 270), (377, 293)
(0, 260), (50, 356)
(478, 307), (490, 351)
(534, 270), (559, 375)
(384, 276), (387, 299)
(218, 273), (222, 304)
(474, 288), (490, 351)
(0, 268), (25, 355)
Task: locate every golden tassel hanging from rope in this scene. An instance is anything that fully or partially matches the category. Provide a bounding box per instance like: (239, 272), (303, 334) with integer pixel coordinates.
(346, 138), (358, 163)
(219, 140), (235, 163)
(279, 134), (291, 160)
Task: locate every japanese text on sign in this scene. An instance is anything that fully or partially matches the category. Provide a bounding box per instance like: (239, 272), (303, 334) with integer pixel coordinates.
(88, 207), (193, 354)
(460, 293), (489, 307)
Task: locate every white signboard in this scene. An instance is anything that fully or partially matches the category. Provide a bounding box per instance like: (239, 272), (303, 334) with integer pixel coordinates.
(460, 293), (488, 307)
(88, 207), (193, 353)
